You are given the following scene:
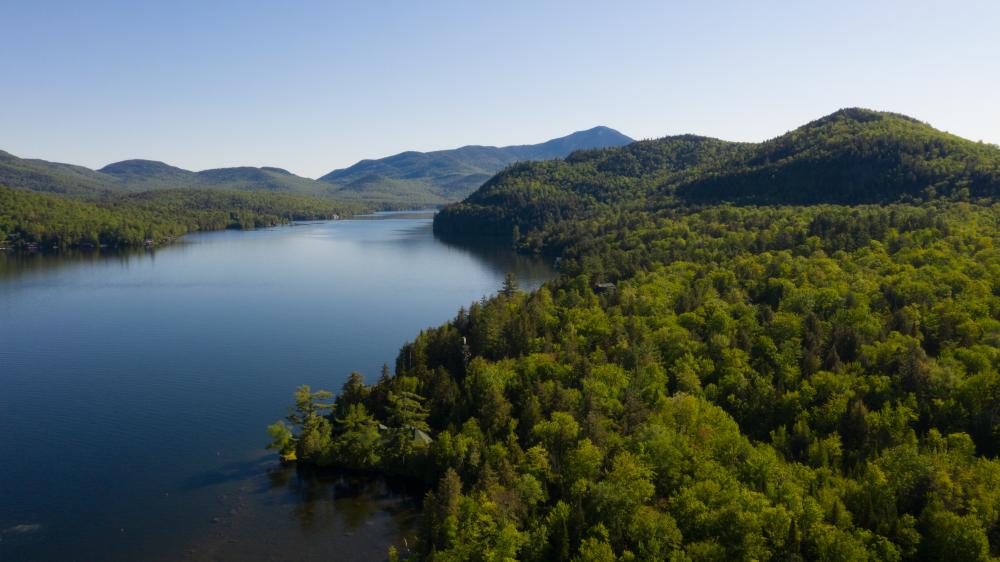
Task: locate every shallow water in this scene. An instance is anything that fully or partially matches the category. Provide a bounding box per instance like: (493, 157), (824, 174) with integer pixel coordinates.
(0, 213), (554, 561)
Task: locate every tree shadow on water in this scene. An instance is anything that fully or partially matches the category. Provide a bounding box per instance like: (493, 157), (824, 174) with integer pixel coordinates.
(269, 465), (420, 535)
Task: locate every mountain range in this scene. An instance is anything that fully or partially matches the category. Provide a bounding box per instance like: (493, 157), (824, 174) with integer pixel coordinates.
(0, 126), (633, 207)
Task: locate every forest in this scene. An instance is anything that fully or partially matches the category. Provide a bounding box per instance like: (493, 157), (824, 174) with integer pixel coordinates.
(0, 185), (359, 249)
(434, 109), (1000, 242)
(270, 109), (1000, 561)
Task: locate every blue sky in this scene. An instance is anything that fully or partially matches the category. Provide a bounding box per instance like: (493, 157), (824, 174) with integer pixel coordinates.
(1, 0), (998, 178)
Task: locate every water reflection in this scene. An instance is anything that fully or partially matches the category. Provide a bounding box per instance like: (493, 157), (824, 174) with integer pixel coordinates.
(353, 210), (438, 220)
(264, 464), (420, 534)
(434, 230), (558, 289)
(0, 246), (153, 281)
(173, 463), (421, 562)
(0, 214), (556, 290)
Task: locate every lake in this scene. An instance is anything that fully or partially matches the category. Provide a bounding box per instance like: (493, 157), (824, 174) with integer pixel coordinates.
(0, 212), (555, 561)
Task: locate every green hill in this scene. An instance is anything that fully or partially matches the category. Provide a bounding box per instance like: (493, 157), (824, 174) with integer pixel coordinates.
(97, 159), (197, 186)
(97, 159), (339, 195)
(319, 126), (634, 206)
(677, 108), (1000, 204)
(0, 149), (124, 197)
(0, 150), (338, 198)
(190, 166), (334, 194)
(434, 134), (749, 236)
(435, 109), (1000, 240)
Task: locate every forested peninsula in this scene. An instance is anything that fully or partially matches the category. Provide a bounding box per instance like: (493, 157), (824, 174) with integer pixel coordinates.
(272, 108), (1000, 561)
(0, 185), (358, 250)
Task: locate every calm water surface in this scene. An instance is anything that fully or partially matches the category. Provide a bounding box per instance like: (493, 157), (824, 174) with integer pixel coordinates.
(0, 213), (554, 561)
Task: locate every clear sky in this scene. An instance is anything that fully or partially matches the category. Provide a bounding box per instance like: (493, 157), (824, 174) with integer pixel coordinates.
(2, 0), (998, 178)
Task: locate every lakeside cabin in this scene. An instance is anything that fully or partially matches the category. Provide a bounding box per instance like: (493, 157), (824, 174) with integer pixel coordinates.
(377, 423), (433, 445)
(594, 282), (617, 294)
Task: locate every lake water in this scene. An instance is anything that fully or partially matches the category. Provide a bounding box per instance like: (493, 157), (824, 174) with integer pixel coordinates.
(0, 213), (555, 561)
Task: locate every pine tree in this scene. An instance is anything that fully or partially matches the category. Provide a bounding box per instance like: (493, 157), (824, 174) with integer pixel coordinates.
(501, 272), (519, 298)
(387, 390), (430, 432)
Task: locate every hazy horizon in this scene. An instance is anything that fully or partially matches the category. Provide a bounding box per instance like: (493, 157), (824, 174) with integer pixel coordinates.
(3, 0), (998, 178)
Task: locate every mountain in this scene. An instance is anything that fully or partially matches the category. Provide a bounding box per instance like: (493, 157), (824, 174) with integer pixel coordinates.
(319, 126), (634, 206)
(0, 151), (337, 199)
(98, 160), (336, 195)
(676, 108), (1000, 204)
(435, 109), (1000, 238)
(0, 149), (124, 197)
(98, 159), (196, 183)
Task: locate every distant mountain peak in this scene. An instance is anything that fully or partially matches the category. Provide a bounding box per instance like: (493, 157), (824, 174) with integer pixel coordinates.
(537, 125), (631, 143)
(99, 159), (192, 176)
(570, 125), (627, 136)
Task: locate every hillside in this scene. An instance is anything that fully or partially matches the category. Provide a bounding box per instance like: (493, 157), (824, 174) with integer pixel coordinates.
(0, 149), (124, 197)
(97, 159), (197, 186)
(0, 150), (336, 198)
(319, 126), (634, 206)
(434, 134), (749, 237)
(677, 108), (1000, 204)
(98, 160), (343, 195)
(435, 109), (1000, 241)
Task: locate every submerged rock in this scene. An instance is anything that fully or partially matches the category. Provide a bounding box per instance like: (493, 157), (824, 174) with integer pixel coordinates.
(2, 523), (42, 534)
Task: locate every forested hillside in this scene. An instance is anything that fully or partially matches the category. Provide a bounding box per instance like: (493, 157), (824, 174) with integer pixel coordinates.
(435, 109), (1000, 241)
(0, 150), (341, 198)
(0, 149), (123, 197)
(0, 185), (357, 249)
(434, 135), (749, 237)
(677, 109), (1000, 205)
(270, 109), (1000, 561)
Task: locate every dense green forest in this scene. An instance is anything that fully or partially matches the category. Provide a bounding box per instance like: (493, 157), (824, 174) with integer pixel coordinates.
(270, 109), (1000, 561)
(0, 185), (358, 249)
(434, 109), (1000, 241)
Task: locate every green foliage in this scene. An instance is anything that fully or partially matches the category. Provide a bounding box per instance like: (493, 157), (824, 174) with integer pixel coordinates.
(501, 272), (520, 298)
(333, 403), (382, 469)
(266, 421), (296, 462)
(0, 184), (358, 250)
(287, 385), (335, 464)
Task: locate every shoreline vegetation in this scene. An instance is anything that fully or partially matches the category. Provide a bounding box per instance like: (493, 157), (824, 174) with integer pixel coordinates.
(0, 185), (364, 251)
(270, 110), (1000, 561)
